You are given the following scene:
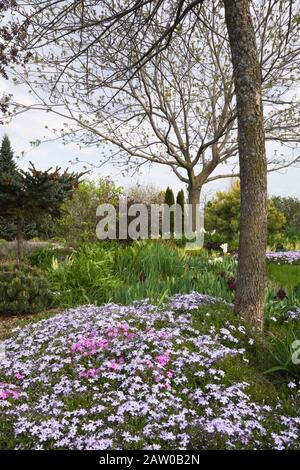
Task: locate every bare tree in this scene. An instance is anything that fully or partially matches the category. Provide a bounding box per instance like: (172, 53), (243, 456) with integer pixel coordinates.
(0, 0), (32, 122)
(12, 1), (300, 231)
(7, 0), (298, 327)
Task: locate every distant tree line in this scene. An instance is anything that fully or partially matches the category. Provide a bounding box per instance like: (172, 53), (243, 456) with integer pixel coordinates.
(205, 181), (300, 250)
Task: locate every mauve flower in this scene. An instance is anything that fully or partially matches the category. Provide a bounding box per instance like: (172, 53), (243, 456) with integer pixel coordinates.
(276, 289), (287, 300)
(227, 278), (236, 291)
(287, 307), (300, 321)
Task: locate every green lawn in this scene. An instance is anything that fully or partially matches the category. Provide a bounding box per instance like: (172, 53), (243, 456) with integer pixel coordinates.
(267, 263), (300, 289)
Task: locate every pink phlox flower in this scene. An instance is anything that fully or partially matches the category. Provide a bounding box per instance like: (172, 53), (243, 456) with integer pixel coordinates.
(71, 337), (109, 355)
(145, 328), (156, 336)
(156, 352), (170, 367)
(0, 390), (9, 400)
(106, 327), (119, 338)
(96, 339), (109, 350)
(107, 359), (119, 370)
(127, 332), (136, 340)
(120, 323), (130, 335)
(79, 368), (101, 379)
(144, 358), (152, 367)
(160, 382), (171, 390)
(15, 372), (25, 381)
(0, 382), (20, 400)
(157, 331), (171, 340)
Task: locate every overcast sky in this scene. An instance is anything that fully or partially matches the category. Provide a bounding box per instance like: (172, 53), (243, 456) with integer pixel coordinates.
(1, 80), (300, 200)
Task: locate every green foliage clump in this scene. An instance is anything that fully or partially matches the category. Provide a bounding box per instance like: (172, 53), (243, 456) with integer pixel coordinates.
(113, 240), (186, 279)
(263, 326), (300, 379)
(204, 181), (240, 248)
(28, 245), (72, 270)
(184, 247), (207, 257)
(22, 239), (298, 320)
(48, 244), (121, 307)
(53, 178), (123, 246)
(0, 263), (53, 315)
(46, 241), (237, 308)
(269, 196), (300, 250)
(0, 238), (8, 248)
(205, 181), (287, 249)
(272, 196), (300, 235)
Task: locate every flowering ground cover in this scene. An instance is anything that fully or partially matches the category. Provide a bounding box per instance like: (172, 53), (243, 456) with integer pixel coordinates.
(266, 251), (300, 265)
(0, 292), (299, 450)
(287, 306), (300, 321)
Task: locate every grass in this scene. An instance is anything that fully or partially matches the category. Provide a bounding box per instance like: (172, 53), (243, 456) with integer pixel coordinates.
(267, 263), (300, 289)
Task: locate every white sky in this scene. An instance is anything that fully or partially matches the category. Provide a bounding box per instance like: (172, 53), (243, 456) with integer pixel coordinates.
(1, 79), (300, 200)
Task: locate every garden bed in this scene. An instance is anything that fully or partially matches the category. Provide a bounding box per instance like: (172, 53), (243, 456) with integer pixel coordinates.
(0, 293), (299, 450)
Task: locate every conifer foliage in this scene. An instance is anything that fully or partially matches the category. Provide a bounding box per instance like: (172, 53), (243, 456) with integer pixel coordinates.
(0, 134), (17, 175)
(176, 189), (185, 235)
(164, 187), (175, 235)
(176, 190), (185, 211)
(164, 187), (175, 207)
(0, 135), (84, 259)
(0, 263), (53, 315)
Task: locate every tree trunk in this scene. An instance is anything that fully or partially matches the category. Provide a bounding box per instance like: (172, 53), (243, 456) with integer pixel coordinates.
(16, 215), (24, 262)
(224, 0), (268, 330)
(188, 185), (201, 233)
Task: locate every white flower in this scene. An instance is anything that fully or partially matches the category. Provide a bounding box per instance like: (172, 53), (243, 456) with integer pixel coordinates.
(0, 342), (6, 362)
(220, 243), (228, 254)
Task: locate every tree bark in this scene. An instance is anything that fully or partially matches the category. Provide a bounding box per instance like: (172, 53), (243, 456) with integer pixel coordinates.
(223, 0), (268, 330)
(16, 215), (24, 262)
